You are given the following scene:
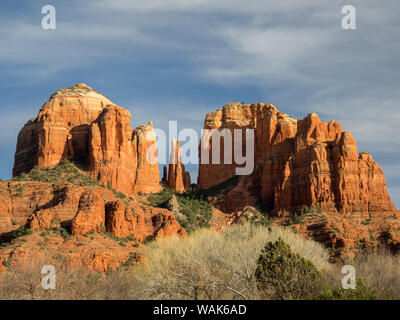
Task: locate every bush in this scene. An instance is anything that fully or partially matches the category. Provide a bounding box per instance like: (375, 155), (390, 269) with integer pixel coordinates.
(314, 278), (377, 300)
(255, 238), (322, 300)
(12, 160), (101, 187)
(130, 224), (331, 299)
(146, 188), (212, 233)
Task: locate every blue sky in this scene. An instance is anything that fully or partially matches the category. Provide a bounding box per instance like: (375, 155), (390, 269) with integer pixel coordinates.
(0, 0), (399, 207)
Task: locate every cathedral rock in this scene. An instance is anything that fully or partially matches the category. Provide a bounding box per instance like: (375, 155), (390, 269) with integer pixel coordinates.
(198, 102), (397, 217)
(13, 83), (161, 195)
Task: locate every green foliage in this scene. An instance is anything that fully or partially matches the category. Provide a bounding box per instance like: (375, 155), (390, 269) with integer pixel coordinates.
(147, 187), (213, 234)
(147, 188), (173, 207)
(287, 212), (306, 225)
(255, 237), (321, 299)
(53, 227), (70, 239)
(114, 234), (137, 246)
(120, 252), (140, 268)
(361, 219), (371, 225)
(302, 205), (322, 214)
(313, 278), (378, 300)
(12, 160), (132, 206)
(142, 235), (155, 245)
(0, 226), (33, 246)
(12, 160), (101, 187)
(193, 175), (239, 199)
(176, 195), (213, 233)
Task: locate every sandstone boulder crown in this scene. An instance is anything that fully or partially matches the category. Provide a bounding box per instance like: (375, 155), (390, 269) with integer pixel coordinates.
(13, 83), (161, 195)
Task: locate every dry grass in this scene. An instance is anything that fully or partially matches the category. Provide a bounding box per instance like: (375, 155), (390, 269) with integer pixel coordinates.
(130, 224), (331, 299)
(342, 249), (400, 299)
(1, 223), (399, 300)
(0, 254), (133, 300)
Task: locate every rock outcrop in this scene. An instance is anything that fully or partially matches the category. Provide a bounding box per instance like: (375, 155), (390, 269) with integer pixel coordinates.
(198, 102), (399, 255)
(13, 84), (161, 195)
(0, 178), (186, 271)
(167, 140), (191, 193)
(0, 180), (185, 241)
(198, 102), (397, 216)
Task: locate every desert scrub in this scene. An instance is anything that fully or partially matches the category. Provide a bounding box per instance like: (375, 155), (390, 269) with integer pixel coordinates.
(287, 212), (306, 225)
(255, 238), (322, 299)
(0, 254), (134, 300)
(12, 160), (131, 203)
(147, 188), (173, 207)
(147, 188), (212, 233)
(12, 160), (101, 187)
(129, 223), (331, 299)
(302, 205), (323, 214)
(1, 226), (32, 245)
(313, 278), (377, 300)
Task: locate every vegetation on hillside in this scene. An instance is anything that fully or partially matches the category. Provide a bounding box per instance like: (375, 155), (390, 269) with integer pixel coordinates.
(0, 223), (398, 300)
(12, 160), (130, 202)
(147, 188), (212, 233)
(12, 160), (101, 187)
(146, 175), (239, 233)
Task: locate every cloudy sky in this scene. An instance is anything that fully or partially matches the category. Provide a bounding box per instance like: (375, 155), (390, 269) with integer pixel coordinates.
(0, 0), (399, 207)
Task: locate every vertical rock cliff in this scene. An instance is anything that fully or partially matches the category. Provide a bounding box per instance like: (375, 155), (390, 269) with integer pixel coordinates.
(13, 84), (161, 195)
(167, 140), (191, 193)
(198, 102), (397, 217)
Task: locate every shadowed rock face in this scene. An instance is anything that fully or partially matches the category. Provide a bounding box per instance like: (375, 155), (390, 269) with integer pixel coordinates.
(198, 102), (397, 216)
(167, 140), (191, 193)
(13, 83), (161, 195)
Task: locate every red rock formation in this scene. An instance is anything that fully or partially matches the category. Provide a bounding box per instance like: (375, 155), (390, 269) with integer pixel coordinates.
(132, 122), (161, 194)
(105, 200), (186, 241)
(0, 233), (140, 273)
(162, 165), (168, 184)
(71, 191), (106, 235)
(198, 102), (397, 217)
(167, 140), (191, 193)
(2, 180), (185, 240)
(183, 172), (191, 190)
(13, 84), (161, 195)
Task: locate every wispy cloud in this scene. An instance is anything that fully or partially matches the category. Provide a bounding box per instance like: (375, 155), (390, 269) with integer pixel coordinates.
(0, 0), (399, 205)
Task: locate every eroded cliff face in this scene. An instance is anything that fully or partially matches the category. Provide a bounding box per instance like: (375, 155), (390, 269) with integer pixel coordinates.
(13, 84), (160, 195)
(198, 102), (397, 216)
(0, 180), (186, 272)
(197, 102), (400, 256)
(167, 140), (191, 193)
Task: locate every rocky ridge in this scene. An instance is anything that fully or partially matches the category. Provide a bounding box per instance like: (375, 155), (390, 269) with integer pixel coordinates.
(198, 102), (400, 256)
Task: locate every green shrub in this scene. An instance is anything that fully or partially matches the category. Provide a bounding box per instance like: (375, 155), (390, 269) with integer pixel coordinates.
(147, 189), (173, 207)
(12, 160), (101, 187)
(287, 212), (305, 225)
(255, 237), (321, 299)
(52, 227), (70, 239)
(146, 188), (212, 233)
(302, 205), (322, 214)
(313, 278), (377, 300)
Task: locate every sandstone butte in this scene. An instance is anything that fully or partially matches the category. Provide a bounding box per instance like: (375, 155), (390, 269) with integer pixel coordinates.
(198, 102), (400, 256)
(0, 84), (186, 272)
(3, 86), (400, 270)
(13, 83), (161, 195)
